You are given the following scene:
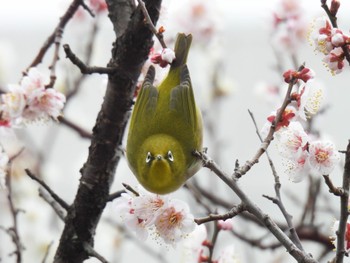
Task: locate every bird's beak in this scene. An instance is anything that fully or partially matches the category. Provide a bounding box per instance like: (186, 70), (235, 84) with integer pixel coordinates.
(156, 155), (162, 161)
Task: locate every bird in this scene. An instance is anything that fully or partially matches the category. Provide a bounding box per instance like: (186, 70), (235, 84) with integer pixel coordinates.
(126, 33), (203, 194)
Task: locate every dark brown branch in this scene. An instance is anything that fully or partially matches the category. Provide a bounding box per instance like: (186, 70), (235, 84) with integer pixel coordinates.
(334, 140), (350, 263)
(63, 44), (117, 75)
(323, 174), (343, 196)
(195, 203), (246, 225)
(39, 188), (67, 221)
(25, 169), (69, 211)
(27, 0), (86, 70)
(83, 243), (109, 263)
(53, 0), (162, 261)
(58, 116), (92, 139)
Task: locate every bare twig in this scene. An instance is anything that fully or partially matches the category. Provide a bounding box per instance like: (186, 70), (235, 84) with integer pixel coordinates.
(195, 203), (246, 225)
(25, 169), (69, 210)
(122, 183), (140, 196)
(39, 188), (67, 221)
(58, 116), (92, 139)
(323, 174), (343, 196)
(46, 27), (63, 88)
(63, 44), (117, 74)
(27, 0), (86, 70)
(42, 241), (54, 263)
(83, 243), (109, 263)
(136, 0), (167, 48)
(5, 164), (24, 263)
(107, 189), (126, 202)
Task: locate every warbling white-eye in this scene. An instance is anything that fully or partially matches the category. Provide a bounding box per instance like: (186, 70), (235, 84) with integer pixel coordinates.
(126, 33), (203, 194)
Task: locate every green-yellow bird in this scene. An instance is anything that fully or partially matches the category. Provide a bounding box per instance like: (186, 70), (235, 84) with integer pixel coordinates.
(126, 33), (203, 194)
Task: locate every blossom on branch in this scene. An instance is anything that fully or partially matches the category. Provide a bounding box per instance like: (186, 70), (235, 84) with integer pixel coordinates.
(151, 48), (176, 68)
(331, 219), (350, 251)
(115, 185), (195, 246)
(308, 140), (340, 175)
(0, 67), (66, 126)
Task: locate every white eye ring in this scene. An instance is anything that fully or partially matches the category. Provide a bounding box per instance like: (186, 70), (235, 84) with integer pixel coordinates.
(146, 152), (152, 163)
(167, 151), (174, 162)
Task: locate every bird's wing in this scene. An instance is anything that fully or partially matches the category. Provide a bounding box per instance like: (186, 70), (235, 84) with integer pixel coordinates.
(128, 66), (158, 136)
(170, 65), (197, 130)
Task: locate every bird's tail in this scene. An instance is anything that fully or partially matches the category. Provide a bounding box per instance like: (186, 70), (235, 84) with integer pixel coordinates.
(170, 33), (193, 69)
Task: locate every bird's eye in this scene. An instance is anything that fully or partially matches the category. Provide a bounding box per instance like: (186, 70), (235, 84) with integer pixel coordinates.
(146, 152), (152, 163)
(167, 151), (174, 162)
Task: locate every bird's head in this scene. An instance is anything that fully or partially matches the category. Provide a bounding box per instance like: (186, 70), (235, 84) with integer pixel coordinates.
(137, 134), (186, 194)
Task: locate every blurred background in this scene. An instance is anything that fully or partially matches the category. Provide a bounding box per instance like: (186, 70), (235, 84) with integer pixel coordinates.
(1, 0), (350, 262)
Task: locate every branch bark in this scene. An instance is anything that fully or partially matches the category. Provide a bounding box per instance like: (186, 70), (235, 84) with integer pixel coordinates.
(53, 0), (162, 262)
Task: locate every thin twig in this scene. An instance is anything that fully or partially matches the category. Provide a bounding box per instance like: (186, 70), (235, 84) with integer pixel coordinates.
(58, 116), (92, 139)
(323, 174), (343, 196)
(122, 183), (140, 196)
(39, 188), (67, 221)
(195, 203), (246, 225)
(27, 0), (86, 70)
(25, 169), (70, 210)
(83, 243), (109, 263)
(46, 27), (64, 88)
(207, 222), (220, 263)
(41, 241), (54, 263)
(107, 190), (126, 202)
(63, 44), (117, 74)
(136, 0), (167, 48)
(5, 164), (24, 263)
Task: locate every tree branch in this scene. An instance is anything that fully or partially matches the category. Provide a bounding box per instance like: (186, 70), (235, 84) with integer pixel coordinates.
(194, 151), (318, 263)
(53, 0), (162, 262)
(195, 203), (246, 225)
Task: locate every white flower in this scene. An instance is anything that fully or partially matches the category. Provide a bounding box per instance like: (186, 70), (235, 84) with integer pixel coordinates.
(311, 16), (333, 55)
(218, 218), (234, 231)
(20, 67), (48, 97)
(0, 146), (9, 189)
(322, 47), (345, 75)
(1, 85), (26, 120)
(154, 199), (195, 246)
(132, 187), (168, 226)
(182, 224), (208, 263)
(24, 88), (66, 121)
(308, 140), (340, 175)
(275, 121), (309, 159)
(114, 192), (149, 241)
(161, 48), (176, 64)
(283, 150), (310, 182)
(298, 81), (324, 120)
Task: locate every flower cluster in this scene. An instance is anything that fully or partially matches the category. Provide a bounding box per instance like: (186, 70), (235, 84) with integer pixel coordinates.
(264, 67), (322, 132)
(150, 47), (176, 68)
(262, 67), (339, 182)
(310, 15), (350, 75)
(330, 218), (350, 251)
(275, 122), (340, 182)
(271, 0), (307, 54)
(0, 67), (66, 127)
(0, 145), (9, 189)
(115, 185), (195, 246)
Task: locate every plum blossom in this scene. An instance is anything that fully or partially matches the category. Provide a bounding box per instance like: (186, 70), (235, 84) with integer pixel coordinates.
(218, 218), (234, 231)
(154, 199), (195, 245)
(322, 47), (345, 75)
(265, 106), (297, 132)
(283, 150), (310, 182)
(308, 141), (340, 175)
(275, 121), (308, 159)
(0, 145), (9, 189)
(0, 67), (66, 126)
(311, 16), (333, 55)
(151, 48), (176, 68)
(115, 185), (195, 245)
(271, 0), (307, 53)
(283, 67), (315, 84)
(181, 224), (208, 263)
